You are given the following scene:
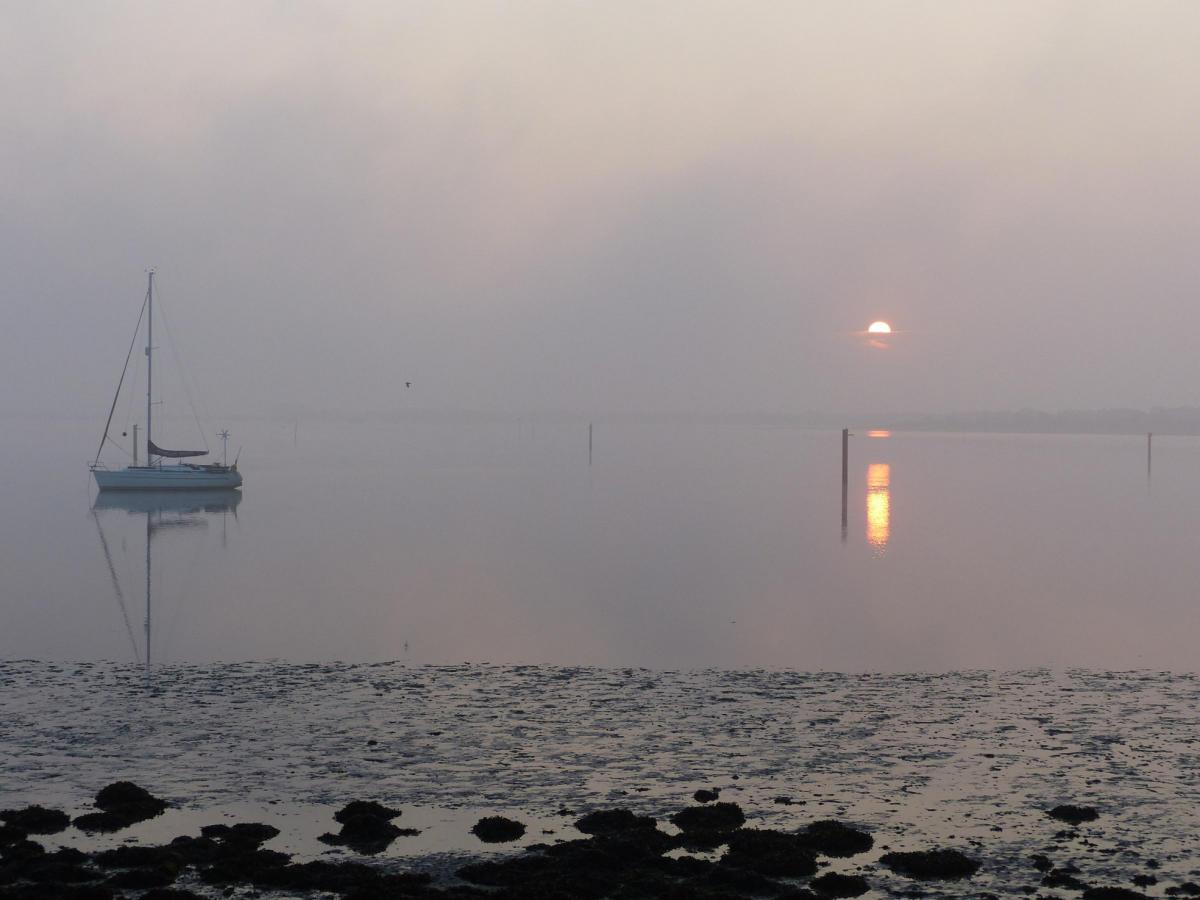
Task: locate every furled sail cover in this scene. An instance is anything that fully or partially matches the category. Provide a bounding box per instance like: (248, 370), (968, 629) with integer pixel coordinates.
(148, 440), (207, 459)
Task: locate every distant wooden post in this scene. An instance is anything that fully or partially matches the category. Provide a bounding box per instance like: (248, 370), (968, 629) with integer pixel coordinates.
(589, 423), (593, 466)
(1147, 432), (1152, 477)
(841, 428), (849, 541)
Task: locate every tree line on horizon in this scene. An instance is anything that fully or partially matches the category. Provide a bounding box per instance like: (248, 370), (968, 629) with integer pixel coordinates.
(863, 406), (1200, 435)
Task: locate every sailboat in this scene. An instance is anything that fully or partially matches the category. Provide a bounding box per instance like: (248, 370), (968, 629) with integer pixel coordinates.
(91, 271), (243, 490)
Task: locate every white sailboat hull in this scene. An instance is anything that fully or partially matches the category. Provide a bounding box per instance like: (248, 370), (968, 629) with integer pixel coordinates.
(93, 465), (243, 491)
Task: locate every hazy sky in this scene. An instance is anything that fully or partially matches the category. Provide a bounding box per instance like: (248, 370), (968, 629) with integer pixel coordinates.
(4, 1), (1200, 422)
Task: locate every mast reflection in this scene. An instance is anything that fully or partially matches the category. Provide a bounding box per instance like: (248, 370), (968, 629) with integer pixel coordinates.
(866, 463), (890, 554)
(91, 490), (241, 681)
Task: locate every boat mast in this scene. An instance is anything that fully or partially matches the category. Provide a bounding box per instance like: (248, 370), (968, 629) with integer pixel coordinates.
(146, 271), (154, 467)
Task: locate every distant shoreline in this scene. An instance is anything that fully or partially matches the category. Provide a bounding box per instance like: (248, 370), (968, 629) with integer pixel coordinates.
(15, 406), (1200, 437)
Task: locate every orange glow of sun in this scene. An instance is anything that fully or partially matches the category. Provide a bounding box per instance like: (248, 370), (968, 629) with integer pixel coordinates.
(867, 321), (892, 334)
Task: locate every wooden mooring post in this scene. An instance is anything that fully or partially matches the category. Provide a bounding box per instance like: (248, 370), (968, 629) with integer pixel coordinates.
(841, 428), (849, 541)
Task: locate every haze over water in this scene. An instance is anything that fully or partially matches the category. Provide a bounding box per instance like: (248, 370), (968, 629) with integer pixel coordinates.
(8, 4), (1200, 425)
(7, 6), (1200, 896)
(6, 421), (1198, 672)
(6, 2), (1200, 672)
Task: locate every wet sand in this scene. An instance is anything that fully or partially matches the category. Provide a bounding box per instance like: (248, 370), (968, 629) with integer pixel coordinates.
(2, 662), (1199, 897)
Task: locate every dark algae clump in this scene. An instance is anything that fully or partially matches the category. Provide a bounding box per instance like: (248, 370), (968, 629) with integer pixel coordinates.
(1048, 804), (1100, 824)
(0, 807), (70, 836)
(721, 828), (818, 877)
(94, 781), (168, 816)
(94, 845), (182, 869)
(74, 781), (168, 833)
(797, 819), (874, 857)
(574, 808), (657, 835)
(3, 789), (1197, 900)
(670, 801), (746, 833)
(810, 871), (870, 897)
(880, 848), (982, 879)
(470, 815), (526, 843)
(319, 800), (416, 854)
(200, 822), (280, 845)
(334, 800), (402, 824)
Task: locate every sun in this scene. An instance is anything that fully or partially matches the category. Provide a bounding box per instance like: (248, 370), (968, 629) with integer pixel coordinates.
(867, 321), (892, 334)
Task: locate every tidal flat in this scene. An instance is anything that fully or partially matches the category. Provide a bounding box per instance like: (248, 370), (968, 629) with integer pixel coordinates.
(2, 662), (1198, 897)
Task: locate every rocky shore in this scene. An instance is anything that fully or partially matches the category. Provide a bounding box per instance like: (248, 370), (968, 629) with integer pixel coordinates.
(1, 782), (1189, 900)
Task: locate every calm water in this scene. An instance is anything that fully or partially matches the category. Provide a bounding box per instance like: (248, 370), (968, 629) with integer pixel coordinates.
(5, 425), (1200, 896)
(3, 419), (1199, 671)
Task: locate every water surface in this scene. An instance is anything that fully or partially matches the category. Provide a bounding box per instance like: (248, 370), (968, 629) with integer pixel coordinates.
(4, 421), (1198, 670)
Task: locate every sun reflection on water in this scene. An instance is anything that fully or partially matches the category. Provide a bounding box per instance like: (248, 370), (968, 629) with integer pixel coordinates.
(866, 463), (890, 554)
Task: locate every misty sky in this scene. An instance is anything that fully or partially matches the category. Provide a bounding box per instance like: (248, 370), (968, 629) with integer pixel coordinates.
(4, 1), (1200, 422)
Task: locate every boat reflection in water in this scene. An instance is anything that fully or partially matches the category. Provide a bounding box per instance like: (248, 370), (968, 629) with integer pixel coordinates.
(91, 490), (241, 681)
(866, 463), (890, 555)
